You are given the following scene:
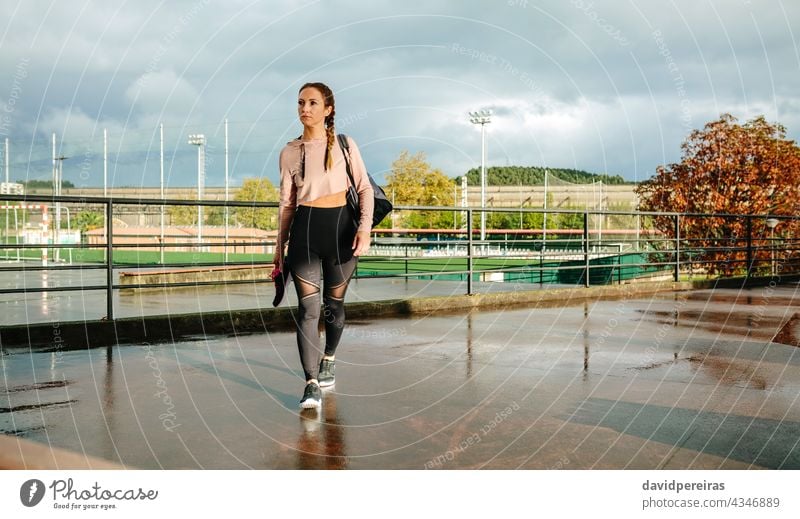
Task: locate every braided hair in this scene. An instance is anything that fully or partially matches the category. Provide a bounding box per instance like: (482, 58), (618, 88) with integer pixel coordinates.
(299, 82), (335, 171)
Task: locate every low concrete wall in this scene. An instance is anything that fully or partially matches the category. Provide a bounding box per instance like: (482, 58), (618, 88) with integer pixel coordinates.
(119, 265), (272, 292)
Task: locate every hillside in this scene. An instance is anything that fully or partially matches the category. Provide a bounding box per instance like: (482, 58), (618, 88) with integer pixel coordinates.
(457, 166), (630, 186)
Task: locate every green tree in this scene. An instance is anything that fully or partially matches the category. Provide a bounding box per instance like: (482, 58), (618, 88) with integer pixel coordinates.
(74, 211), (105, 232)
(167, 202), (223, 226)
(456, 166), (628, 186)
(167, 203), (197, 226)
(385, 151), (456, 229)
(487, 209), (546, 231)
(556, 209), (584, 230)
(232, 177), (279, 230)
(17, 179), (76, 190)
(205, 207), (225, 225)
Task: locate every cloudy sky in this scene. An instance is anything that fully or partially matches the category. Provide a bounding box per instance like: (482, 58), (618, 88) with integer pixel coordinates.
(1, 0), (798, 190)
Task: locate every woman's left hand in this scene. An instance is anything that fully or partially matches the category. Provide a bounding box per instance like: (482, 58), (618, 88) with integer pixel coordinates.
(352, 230), (371, 256)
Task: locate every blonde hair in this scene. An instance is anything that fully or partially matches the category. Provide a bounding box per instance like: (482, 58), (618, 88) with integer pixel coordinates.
(299, 82), (335, 171)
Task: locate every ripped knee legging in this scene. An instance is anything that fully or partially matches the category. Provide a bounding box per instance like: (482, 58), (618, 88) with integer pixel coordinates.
(288, 204), (358, 382)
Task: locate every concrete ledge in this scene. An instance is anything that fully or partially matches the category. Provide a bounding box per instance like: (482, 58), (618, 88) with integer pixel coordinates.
(0, 434), (126, 470)
(119, 265), (271, 292)
(2, 275), (797, 352)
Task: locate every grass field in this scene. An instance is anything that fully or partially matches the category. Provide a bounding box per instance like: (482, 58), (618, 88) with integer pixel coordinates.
(1, 245), (667, 285)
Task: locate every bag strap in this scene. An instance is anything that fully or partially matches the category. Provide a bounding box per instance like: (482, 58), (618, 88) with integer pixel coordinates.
(337, 134), (357, 188)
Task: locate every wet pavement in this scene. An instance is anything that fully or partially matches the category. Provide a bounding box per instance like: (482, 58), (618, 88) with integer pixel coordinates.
(2, 286), (800, 469)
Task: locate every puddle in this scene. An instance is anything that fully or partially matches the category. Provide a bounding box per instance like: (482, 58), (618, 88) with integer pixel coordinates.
(636, 309), (792, 343)
(0, 424), (47, 437)
(629, 352), (773, 390)
(688, 354), (768, 390)
(631, 353), (684, 371)
(683, 292), (800, 307)
(2, 380), (70, 394)
(773, 313), (800, 347)
(0, 400), (78, 413)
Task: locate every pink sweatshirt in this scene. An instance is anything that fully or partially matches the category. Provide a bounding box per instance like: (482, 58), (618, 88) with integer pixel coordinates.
(276, 135), (374, 255)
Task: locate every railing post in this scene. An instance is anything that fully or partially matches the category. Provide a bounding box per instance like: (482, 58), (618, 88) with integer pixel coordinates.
(583, 211), (590, 288)
(746, 216), (753, 277)
(106, 199), (114, 321)
(674, 214), (680, 282)
(539, 246), (543, 285)
(404, 245), (408, 278)
(467, 209), (473, 295)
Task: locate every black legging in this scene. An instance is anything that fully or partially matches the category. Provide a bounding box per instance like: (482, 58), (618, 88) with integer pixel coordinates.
(287, 204), (358, 382)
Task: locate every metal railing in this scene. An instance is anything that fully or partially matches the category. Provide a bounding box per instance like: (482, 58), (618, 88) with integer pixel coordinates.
(1, 193), (798, 325)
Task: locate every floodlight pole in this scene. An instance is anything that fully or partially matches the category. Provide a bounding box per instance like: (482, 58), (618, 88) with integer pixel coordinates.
(469, 109), (492, 250)
(188, 134), (206, 250)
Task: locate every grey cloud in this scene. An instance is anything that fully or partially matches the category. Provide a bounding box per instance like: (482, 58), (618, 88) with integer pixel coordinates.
(0, 0), (798, 188)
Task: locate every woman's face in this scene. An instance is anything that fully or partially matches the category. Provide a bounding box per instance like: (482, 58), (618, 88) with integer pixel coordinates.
(298, 87), (332, 129)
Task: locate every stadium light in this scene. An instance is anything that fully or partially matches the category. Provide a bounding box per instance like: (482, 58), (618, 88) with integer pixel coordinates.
(188, 134), (206, 249)
(469, 109), (491, 245)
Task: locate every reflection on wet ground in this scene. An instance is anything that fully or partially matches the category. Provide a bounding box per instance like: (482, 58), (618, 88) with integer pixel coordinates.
(1, 286), (799, 469)
(295, 396), (348, 470)
(774, 313), (800, 347)
(636, 306), (800, 348)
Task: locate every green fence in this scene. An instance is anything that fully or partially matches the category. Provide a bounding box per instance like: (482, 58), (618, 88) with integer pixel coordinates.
(355, 253), (666, 286)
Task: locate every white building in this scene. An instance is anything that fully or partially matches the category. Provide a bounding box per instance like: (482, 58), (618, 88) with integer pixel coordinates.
(0, 182), (24, 195)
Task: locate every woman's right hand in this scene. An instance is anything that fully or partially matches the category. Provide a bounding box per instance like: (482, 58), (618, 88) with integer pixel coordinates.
(272, 254), (282, 278)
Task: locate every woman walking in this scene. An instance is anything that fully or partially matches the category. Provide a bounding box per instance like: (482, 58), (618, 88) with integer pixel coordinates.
(273, 82), (374, 409)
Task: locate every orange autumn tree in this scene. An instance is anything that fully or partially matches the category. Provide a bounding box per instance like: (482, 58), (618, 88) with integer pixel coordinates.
(635, 114), (800, 275)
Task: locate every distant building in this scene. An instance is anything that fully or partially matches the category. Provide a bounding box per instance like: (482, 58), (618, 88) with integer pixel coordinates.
(0, 182), (24, 195)
(85, 225), (276, 254)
